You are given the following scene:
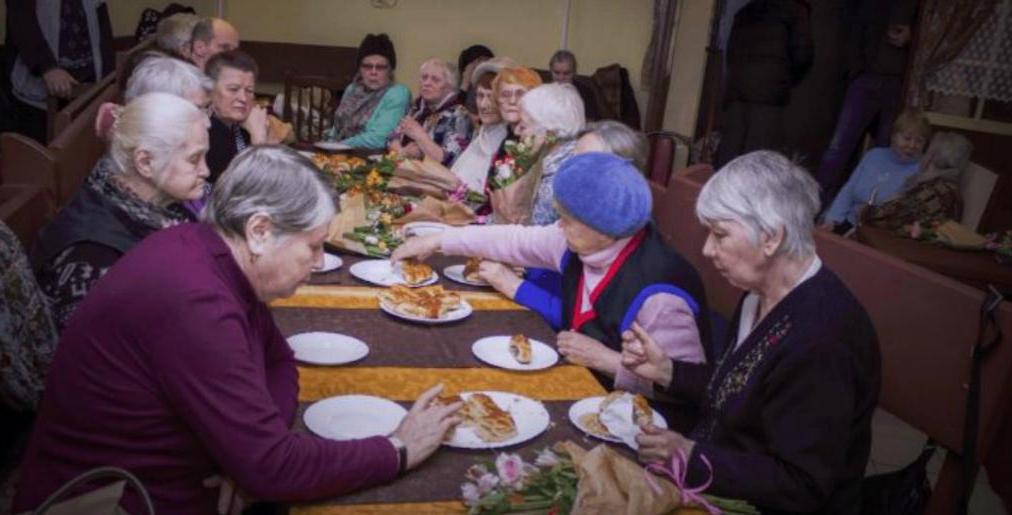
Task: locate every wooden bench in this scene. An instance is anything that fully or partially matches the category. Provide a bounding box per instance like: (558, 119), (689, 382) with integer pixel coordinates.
(653, 166), (1012, 515)
(241, 41), (357, 96)
(1, 77), (117, 206)
(0, 184), (54, 249)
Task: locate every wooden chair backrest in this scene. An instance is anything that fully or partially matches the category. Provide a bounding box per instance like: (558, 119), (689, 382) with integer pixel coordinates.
(48, 82), (118, 204)
(50, 73), (117, 139)
(0, 133), (58, 201)
(0, 184), (54, 249)
(282, 73), (347, 143)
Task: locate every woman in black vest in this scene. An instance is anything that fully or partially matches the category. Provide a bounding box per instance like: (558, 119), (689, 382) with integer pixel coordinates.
(623, 151), (880, 514)
(32, 93), (209, 329)
(393, 152), (711, 398)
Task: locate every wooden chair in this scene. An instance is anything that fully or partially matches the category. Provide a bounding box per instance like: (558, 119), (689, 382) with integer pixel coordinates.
(646, 131), (693, 186)
(0, 184), (54, 249)
(47, 81), (118, 205)
(654, 167), (1012, 515)
(281, 73), (346, 144)
(0, 132), (58, 204)
(50, 73), (116, 139)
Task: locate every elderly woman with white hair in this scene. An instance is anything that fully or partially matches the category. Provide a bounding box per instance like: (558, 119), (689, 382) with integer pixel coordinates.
(516, 82), (585, 225)
(394, 152), (710, 402)
(32, 93), (210, 328)
(97, 54), (212, 139)
(574, 120), (649, 173)
(621, 151), (880, 514)
(390, 58), (473, 166)
(14, 146), (461, 514)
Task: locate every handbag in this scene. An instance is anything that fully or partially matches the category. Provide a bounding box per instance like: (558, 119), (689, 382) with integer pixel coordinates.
(19, 466), (154, 515)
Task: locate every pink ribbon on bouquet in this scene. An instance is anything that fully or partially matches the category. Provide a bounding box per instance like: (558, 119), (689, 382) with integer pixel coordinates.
(644, 448), (720, 515)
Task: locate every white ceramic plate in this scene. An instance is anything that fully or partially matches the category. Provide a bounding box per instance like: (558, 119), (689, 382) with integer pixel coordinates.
(286, 332), (368, 365)
(313, 253), (343, 274)
(568, 396), (667, 443)
(314, 141), (352, 151)
(471, 335), (558, 371)
(444, 391), (551, 449)
(379, 298), (473, 324)
(349, 259), (438, 287)
(443, 264), (488, 287)
(303, 395), (406, 440)
(402, 221), (451, 238)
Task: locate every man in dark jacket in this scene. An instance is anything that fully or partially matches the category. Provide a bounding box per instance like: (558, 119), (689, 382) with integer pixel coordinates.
(715, 0), (813, 167)
(814, 0), (918, 209)
(6, 0), (114, 142)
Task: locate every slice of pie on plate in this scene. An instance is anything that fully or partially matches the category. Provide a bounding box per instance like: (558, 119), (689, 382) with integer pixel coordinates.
(433, 392), (518, 443)
(509, 334), (532, 364)
(378, 285), (461, 319)
(463, 257), (483, 282)
(400, 258), (433, 286)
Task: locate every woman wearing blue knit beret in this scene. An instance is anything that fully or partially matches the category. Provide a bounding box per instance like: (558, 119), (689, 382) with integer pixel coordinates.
(392, 152), (713, 406)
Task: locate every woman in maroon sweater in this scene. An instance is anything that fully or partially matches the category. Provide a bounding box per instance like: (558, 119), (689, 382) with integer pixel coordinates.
(14, 146), (460, 514)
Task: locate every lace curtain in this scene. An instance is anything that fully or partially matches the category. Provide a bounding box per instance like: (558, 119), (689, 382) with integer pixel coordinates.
(925, 0), (1012, 103)
(907, 0), (998, 107)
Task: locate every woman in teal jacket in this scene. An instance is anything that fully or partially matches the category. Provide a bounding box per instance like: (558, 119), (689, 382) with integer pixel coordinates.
(327, 34), (410, 149)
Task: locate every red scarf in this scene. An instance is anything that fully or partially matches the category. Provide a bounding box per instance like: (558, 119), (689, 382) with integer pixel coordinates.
(570, 229), (646, 332)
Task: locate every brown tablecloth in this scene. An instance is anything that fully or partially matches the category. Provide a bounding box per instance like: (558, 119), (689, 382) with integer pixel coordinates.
(856, 225), (1012, 291)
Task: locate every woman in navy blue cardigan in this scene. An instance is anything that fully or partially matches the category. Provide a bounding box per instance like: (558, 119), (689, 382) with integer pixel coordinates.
(623, 151), (881, 515)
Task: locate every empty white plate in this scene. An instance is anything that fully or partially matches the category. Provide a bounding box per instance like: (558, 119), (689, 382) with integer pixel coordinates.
(443, 264), (488, 287)
(349, 259), (438, 287)
(313, 253), (343, 274)
(314, 141), (352, 151)
(286, 332), (368, 365)
(471, 335), (558, 371)
(444, 391), (550, 449)
(303, 395), (406, 440)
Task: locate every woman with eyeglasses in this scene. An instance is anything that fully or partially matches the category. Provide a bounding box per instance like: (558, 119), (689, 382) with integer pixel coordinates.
(325, 33), (410, 150)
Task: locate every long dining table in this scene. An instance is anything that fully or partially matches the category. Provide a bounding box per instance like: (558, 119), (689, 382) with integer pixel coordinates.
(271, 250), (707, 514)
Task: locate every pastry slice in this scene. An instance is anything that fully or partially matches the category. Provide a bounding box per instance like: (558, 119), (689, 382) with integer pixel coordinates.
(463, 257), (483, 282)
(632, 394), (653, 427)
(465, 393), (518, 442)
(400, 258), (433, 286)
(578, 412), (614, 438)
(509, 334), (532, 364)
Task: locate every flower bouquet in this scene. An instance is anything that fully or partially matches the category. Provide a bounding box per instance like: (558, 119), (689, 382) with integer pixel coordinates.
(487, 135), (552, 225)
(462, 441), (758, 515)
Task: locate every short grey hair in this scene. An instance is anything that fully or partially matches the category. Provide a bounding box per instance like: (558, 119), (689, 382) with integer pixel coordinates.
(549, 49), (577, 72)
(579, 121), (648, 172)
(420, 57), (459, 91)
(203, 146), (337, 240)
(155, 13), (200, 55)
(696, 151), (820, 259)
(124, 56), (212, 103)
(925, 132), (973, 172)
(110, 93), (207, 183)
(519, 83), (585, 138)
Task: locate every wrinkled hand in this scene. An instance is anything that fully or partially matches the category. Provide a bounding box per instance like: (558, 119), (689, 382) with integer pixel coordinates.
(43, 68), (78, 98)
(478, 261), (522, 298)
(243, 105), (270, 144)
(202, 475), (247, 515)
(399, 117), (426, 141)
(390, 233), (442, 263)
(557, 331), (620, 374)
(621, 322), (673, 387)
(393, 384), (462, 470)
(636, 424), (695, 465)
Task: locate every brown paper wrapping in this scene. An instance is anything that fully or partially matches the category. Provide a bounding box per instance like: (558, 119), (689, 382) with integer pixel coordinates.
(395, 196), (475, 226)
(556, 441), (686, 515)
(490, 160), (541, 225)
(326, 193), (372, 255)
(388, 157), (462, 199)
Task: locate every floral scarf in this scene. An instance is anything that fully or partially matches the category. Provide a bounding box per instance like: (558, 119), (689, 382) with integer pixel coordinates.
(330, 75), (392, 142)
(90, 156), (193, 230)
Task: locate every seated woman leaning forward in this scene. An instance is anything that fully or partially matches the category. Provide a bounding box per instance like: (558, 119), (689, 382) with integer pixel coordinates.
(13, 147), (461, 514)
(622, 151), (881, 514)
(31, 93), (208, 329)
(392, 152), (711, 397)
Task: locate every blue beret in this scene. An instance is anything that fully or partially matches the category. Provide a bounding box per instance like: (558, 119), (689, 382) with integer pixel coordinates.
(552, 152), (651, 238)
